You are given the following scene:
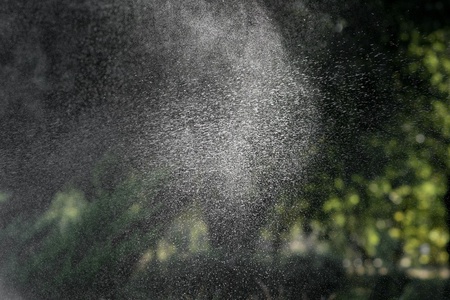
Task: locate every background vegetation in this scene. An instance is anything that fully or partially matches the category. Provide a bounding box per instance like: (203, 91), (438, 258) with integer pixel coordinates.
(1, 0), (449, 299)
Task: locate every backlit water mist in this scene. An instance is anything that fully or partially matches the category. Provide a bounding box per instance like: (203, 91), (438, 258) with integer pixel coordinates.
(1, 0), (318, 246)
(1, 0), (321, 298)
(135, 0), (319, 250)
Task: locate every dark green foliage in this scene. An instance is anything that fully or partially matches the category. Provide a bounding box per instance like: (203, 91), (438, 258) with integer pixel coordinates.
(0, 171), (168, 300)
(125, 253), (344, 299)
(400, 278), (445, 300)
(2, 208), (345, 299)
(281, 254), (346, 299)
(369, 272), (410, 300)
(443, 279), (450, 300)
(129, 253), (266, 299)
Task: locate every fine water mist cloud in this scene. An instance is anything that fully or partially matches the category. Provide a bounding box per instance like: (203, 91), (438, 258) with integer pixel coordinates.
(0, 0), (319, 252)
(131, 0), (319, 249)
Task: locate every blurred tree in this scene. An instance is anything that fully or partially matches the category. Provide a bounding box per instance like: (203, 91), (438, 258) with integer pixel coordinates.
(0, 170), (172, 299)
(262, 0), (450, 268)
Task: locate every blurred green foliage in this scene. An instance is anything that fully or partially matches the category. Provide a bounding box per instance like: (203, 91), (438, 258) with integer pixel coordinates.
(262, 0), (450, 270)
(0, 167), (169, 299)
